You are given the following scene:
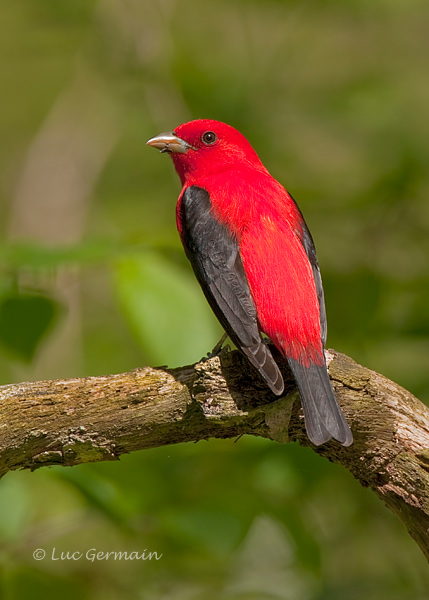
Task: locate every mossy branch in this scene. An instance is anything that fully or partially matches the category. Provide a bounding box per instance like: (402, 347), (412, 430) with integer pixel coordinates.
(0, 348), (428, 560)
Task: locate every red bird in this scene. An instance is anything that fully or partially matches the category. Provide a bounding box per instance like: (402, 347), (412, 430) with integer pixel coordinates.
(147, 120), (352, 446)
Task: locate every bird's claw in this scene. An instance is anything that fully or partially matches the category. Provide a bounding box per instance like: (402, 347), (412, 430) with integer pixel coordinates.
(200, 333), (229, 362)
(206, 343), (231, 359)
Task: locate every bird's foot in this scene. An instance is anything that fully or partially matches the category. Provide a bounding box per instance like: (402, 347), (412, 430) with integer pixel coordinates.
(201, 333), (229, 362)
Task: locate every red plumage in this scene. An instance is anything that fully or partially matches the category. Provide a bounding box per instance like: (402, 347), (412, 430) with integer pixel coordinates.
(147, 119), (352, 446)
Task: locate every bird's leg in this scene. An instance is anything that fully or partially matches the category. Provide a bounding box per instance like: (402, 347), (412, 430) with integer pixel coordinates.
(207, 332), (229, 358)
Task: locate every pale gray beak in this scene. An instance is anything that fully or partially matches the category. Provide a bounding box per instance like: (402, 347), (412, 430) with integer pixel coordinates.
(146, 131), (194, 154)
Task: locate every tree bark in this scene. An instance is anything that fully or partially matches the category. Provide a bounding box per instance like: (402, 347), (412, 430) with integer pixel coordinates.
(0, 348), (428, 560)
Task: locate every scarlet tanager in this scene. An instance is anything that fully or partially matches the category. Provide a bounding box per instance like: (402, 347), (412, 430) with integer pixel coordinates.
(147, 120), (352, 446)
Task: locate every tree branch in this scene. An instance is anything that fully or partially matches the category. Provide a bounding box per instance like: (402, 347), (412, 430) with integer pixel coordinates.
(1, 348), (428, 560)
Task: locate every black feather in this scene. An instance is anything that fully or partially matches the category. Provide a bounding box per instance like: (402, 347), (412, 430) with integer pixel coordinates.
(288, 357), (353, 446)
(180, 186), (284, 395)
(290, 195), (327, 347)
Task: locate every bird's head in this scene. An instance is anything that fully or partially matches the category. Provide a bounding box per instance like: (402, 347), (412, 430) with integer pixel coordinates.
(147, 119), (266, 185)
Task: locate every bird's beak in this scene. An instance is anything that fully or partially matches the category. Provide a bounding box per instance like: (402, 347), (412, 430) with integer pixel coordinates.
(146, 131), (194, 154)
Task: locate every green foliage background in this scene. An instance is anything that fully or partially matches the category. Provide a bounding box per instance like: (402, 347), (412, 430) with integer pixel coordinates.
(0, 0), (428, 598)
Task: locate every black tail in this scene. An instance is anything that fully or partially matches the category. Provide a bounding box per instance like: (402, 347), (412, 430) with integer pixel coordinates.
(288, 358), (353, 446)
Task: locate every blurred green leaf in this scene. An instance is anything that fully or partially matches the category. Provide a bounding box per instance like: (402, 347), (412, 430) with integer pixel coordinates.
(0, 241), (149, 271)
(0, 293), (61, 362)
(112, 251), (220, 367)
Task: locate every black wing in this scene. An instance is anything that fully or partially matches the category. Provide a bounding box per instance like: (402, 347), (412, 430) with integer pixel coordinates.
(289, 195), (327, 347)
(179, 186), (284, 395)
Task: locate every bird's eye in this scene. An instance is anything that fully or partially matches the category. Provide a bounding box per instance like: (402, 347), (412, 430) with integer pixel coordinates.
(201, 131), (217, 145)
